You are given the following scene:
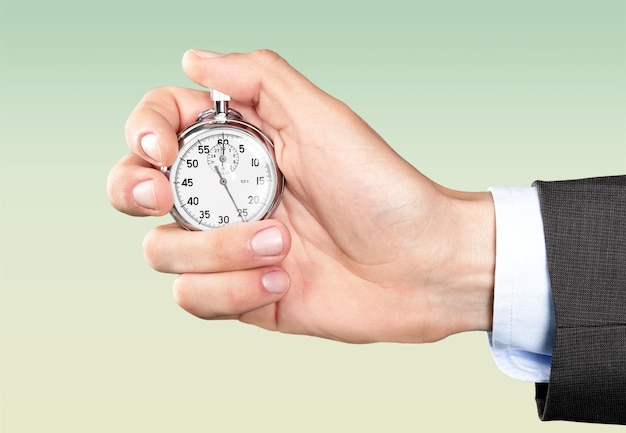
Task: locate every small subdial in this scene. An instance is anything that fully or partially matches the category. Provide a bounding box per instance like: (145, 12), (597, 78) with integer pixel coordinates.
(207, 142), (239, 174)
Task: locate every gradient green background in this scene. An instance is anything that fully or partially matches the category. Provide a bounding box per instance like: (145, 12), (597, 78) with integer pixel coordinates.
(1, 0), (624, 431)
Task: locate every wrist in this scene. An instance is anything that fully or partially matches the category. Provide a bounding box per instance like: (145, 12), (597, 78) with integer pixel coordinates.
(438, 189), (496, 335)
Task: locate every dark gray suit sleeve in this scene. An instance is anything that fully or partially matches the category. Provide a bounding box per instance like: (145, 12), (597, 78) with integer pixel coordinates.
(533, 175), (626, 424)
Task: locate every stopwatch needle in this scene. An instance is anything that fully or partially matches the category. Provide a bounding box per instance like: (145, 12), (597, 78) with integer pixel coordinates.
(213, 166), (247, 222)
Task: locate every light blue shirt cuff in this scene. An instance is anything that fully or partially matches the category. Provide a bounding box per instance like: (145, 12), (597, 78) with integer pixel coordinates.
(488, 187), (555, 383)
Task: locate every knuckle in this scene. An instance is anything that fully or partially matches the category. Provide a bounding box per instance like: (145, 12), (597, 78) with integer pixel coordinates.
(172, 276), (194, 313)
(106, 165), (123, 208)
(221, 282), (250, 314)
(140, 86), (177, 104)
(202, 225), (253, 271)
(126, 86), (177, 130)
(106, 155), (135, 212)
(172, 275), (227, 319)
(249, 49), (284, 67)
(206, 231), (231, 267)
(172, 273), (260, 320)
(142, 227), (167, 271)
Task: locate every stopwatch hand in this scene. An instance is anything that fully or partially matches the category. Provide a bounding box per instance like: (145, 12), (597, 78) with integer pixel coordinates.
(214, 166), (247, 222)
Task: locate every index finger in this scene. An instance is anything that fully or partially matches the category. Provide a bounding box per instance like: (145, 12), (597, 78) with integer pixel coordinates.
(124, 86), (214, 167)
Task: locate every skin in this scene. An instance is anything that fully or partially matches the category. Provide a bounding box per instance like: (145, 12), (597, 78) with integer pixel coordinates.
(107, 49), (496, 344)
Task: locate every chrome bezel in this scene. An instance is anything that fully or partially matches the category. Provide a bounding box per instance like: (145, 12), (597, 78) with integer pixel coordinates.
(161, 113), (284, 231)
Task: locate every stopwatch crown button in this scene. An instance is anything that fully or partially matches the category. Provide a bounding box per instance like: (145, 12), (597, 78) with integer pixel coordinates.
(211, 89), (231, 102)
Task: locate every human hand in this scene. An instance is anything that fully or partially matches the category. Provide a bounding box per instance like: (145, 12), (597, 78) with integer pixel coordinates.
(107, 49), (495, 343)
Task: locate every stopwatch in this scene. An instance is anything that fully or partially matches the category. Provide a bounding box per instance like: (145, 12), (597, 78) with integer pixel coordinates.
(162, 90), (284, 231)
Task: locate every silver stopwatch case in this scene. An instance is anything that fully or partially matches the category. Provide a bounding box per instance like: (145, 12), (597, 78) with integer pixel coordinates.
(161, 92), (284, 231)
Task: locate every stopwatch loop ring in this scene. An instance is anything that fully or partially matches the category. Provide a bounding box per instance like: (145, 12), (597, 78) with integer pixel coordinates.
(196, 108), (242, 123)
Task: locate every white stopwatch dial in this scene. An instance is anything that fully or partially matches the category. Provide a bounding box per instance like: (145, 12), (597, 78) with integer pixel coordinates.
(162, 90), (284, 231)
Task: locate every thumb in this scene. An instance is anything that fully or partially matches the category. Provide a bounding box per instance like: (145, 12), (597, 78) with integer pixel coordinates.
(181, 49), (331, 131)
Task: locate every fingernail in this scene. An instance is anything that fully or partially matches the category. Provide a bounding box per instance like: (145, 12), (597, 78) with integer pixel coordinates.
(189, 49), (225, 59)
(140, 133), (162, 165)
(132, 180), (158, 210)
(262, 270), (289, 294)
(251, 227), (284, 256)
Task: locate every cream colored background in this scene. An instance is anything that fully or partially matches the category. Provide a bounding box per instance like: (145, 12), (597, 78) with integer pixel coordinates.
(1, 0), (624, 431)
